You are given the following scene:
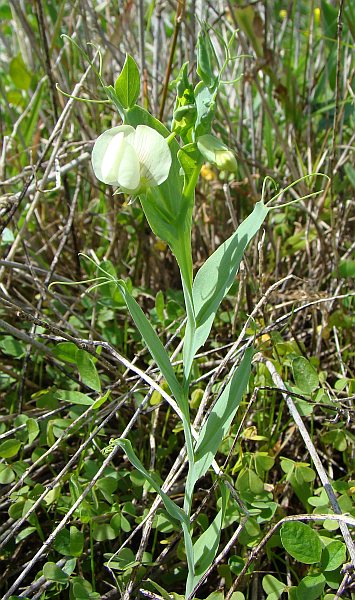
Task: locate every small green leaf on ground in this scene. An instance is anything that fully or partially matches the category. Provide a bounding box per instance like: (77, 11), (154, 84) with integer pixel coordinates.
(0, 439), (22, 459)
(321, 540), (346, 571)
(292, 356), (319, 394)
(43, 562), (69, 584)
(280, 521), (322, 563)
(295, 573), (326, 600)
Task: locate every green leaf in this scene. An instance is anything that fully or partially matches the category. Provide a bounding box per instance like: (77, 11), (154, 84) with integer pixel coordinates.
(0, 336), (25, 358)
(91, 389), (111, 410)
(26, 418), (39, 445)
(192, 482), (229, 587)
(0, 439), (22, 459)
(9, 55), (31, 90)
(280, 521), (322, 564)
(320, 540), (346, 571)
(184, 201), (268, 375)
(115, 280), (182, 402)
(69, 526), (84, 557)
(262, 574), (287, 598)
(107, 438), (188, 528)
(114, 54), (140, 109)
(292, 356), (319, 394)
(56, 390), (94, 406)
(43, 562), (69, 584)
(53, 342), (78, 362)
(192, 348), (253, 483)
(338, 259), (355, 278)
(196, 26), (218, 89)
(15, 526), (37, 543)
(76, 349), (101, 392)
(295, 573), (326, 600)
(92, 522), (117, 541)
(0, 464), (15, 484)
(54, 529), (71, 556)
(236, 467), (264, 495)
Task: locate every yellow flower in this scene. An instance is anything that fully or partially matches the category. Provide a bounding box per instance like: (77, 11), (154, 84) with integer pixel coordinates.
(200, 164), (216, 181)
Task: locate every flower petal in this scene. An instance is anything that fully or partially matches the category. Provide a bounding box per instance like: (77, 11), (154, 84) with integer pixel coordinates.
(116, 139), (141, 192)
(132, 125), (172, 186)
(91, 125), (134, 184)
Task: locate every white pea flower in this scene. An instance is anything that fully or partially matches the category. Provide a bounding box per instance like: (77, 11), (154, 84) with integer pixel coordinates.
(197, 134), (238, 173)
(91, 124), (172, 195)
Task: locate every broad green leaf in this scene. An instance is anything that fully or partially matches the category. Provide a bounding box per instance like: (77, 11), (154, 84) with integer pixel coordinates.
(114, 54), (140, 109)
(62, 557), (77, 576)
(192, 482), (229, 587)
(115, 280), (182, 402)
(236, 467), (264, 495)
(26, 418), (39, 445)
(70, 576), (100, 600)
(53, 342), (78, 362)
(108, 438), (188, 527)
(54, 529), (71, 556)
(43, 562), (69, 584)
(0, 439), (22, 459)
(292, 356), (319, 394)
(56, 390), (94, 406)
(0, 336), (25, 358)
(262, 574), (287, 598)
(192, 348), (253, 483)
(104, 548), (136, 570)
(280, 521), (322, 564)
(15, 526), (36, 543)
(0, 464), (15, 484)
(69, 526), (84, 557)
(184, 201), (268, 375)
(295, 573), (326, 600)
(76, 349), (101, 392)
(320, 540), (346, 571)
(92, 522), (117, 541)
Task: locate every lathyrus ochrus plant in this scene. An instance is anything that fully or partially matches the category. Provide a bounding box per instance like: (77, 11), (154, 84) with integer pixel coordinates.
(72, 30), (326, 598)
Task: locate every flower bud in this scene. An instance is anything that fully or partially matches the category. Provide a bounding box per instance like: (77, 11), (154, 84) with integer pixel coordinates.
(197, 134), (237, 173)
